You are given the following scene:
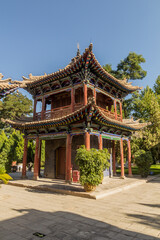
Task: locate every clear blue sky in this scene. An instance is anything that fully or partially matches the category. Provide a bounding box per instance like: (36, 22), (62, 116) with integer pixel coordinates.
(0, 0), (160, 99)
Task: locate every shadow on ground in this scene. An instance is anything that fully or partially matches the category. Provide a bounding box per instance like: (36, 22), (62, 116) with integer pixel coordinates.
(0, 209), (159, 240)
(126, 203), (160, 232)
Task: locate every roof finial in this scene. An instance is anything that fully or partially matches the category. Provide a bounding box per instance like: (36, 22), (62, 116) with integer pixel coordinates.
(89, 43), (93, 52)
(77, 42), (80, 57)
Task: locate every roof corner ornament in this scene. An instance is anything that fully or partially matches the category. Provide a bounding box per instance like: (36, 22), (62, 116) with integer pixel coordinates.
(0, 73), (12, 83)
(89, 43), (93, 52)
(77, 43), (80, 57)
(0, 73), (4, 80)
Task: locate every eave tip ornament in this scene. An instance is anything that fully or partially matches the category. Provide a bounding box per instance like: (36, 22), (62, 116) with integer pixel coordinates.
(89, 43), (93, 52)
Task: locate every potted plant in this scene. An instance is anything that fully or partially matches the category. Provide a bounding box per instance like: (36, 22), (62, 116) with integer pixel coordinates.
(135, 149), (153, 178)
(75, 146), (110, 191)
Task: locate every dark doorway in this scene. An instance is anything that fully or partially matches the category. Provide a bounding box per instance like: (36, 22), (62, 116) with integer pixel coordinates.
(56, 147), (66, 179)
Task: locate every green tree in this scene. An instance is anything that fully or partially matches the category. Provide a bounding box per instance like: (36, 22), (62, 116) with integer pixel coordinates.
(0, 92), (32, 124)
(103, 52), (147, 81)
(27, 140), (35, 164)
(131, 86), (160, 127)
(0, 130), (26, 172)
(154, 75), (160, 95)
(130, 86), (160, 163)
(103, 52), (147, 118)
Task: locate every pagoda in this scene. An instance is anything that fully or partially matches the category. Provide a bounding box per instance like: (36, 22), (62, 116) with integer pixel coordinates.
(2, 44), (147, 181)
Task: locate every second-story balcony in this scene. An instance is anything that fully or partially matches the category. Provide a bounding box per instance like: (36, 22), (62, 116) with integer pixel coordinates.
(35, 103), (84, 121)
(99, 107), (122, 121)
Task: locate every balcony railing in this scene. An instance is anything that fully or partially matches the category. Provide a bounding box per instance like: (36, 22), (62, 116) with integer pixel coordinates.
(34, 103), (83, 121)
(99, 107), (122, 121)
(34, 104), (122, 122)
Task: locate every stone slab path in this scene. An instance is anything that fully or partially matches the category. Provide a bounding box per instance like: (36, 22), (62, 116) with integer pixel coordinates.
(0, 176), (160, 239)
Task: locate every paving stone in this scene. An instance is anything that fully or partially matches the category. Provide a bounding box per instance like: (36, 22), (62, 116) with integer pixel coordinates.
(0, 176), (160, 240)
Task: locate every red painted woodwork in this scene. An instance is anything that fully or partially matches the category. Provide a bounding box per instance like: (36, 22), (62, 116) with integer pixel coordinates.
(85, 132), (90, 150)
(66, 134), (72, 181)
(71, 88), (74, 112)
(22, 138), (28, 178)
(57, 147), (66, 179)
(99, 134), (102, 150)
(94, 88), (96, 103)
(33, 98), (37, 120)
(128, 138), (132, 176)
(39, 140), (42, 176)
(33, 136), (40, 180)
(99, 107), (115, 120)
(114, 99), (117, 120)
(120, 101), (123, 121)
(112, 140), (116, 176)
(84, 84), (87, 105)
(120, 138), (125, 178)
(41, 96), (45, 120)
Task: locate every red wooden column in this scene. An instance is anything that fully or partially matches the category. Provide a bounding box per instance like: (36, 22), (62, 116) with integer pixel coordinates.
(112, 140), (116, 176)
(71, 88), (74, 112)
(120, 101), (123, 121)
(120, 138), (125, 179)
(33, 136), (40, 180)
(38, 140), (42, 177)
(114, 99), (117, 120)
(33, 98), (37, 120)
(94, 88), (96, 104)
(85, 132), (90, 150)
(22, 137), (28, 179)
(84, 84), (87, 106)
(98, 134), (102, 150)
(128, 138), (132, 176)
(66, 134), (72, 181)
(41, 96), (45, 120)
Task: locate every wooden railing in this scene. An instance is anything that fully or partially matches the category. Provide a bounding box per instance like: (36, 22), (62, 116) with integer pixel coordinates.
(35, 103), (83, 121)
(99, 107), (122, 121)
(74, 103), (83, 111)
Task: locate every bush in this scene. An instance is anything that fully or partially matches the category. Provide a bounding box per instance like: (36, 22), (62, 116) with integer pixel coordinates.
(0, 165), (12, 184)
(75, 146), (110, 187)
(135, 149), (153, 178)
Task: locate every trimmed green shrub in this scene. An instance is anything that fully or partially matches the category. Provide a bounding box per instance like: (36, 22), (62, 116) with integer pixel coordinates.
(135, 150), (153, 178)
(75, 146), (110, 187)
(0, 166), (12, 184)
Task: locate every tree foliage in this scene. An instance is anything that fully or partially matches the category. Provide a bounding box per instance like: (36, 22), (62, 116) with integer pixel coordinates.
(75, 146), (110, 187)
(103, 52), (147, 81)
(135, 150), (153, 177)
(154, 75), (160, 95)
(130, 86), (160, 163)
(0, 92), (32, 126)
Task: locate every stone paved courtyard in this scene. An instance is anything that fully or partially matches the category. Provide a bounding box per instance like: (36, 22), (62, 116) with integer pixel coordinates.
(0, 176), (160, 240)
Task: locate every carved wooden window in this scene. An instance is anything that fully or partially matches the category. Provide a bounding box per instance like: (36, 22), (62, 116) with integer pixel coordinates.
(46, 99), (51, 111)
(52, 91), (71, 109)
(36, 99), (42, 113)
(75, 88), (83, 104)
(87, 88), (93, 99)
(96, 92), (113, 110)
